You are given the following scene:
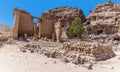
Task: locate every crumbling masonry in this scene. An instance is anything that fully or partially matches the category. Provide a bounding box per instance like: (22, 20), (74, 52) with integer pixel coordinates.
(13, 7), (86, 41)
(13, 8), (34, 39)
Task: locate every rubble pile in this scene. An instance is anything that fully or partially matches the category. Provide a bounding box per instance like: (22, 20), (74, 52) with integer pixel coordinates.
(20, 44), (41, 53)
(19, 42), (93, 65)
(20, 43), (62, 58)
(19, 40), (115, 65)
(0, 35), (11, 41)
(63, 41), (116, 61)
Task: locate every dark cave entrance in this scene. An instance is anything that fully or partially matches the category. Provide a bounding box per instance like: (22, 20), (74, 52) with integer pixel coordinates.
(97, 29), (103, 35)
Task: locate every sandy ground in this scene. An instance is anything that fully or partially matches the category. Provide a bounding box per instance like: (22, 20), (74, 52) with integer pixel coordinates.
(0, 44), (120, 72)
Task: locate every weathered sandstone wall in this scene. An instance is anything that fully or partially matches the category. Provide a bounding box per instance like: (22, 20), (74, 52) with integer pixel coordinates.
(13, 8), (34, 39)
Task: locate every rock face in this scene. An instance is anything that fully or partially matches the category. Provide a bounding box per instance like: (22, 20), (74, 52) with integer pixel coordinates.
(86, 1), (120, 35)
(13, 8), (34, 39)
(41, 6), (86, 27)
(39, 7), (86, 40)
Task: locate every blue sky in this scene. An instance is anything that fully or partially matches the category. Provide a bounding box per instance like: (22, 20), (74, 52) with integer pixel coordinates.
(0, 0), (119, 27)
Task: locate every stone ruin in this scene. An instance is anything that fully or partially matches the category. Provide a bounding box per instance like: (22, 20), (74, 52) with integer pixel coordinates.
(85, 1), (120, 37)
(13, 7), (86, 41)
(13, 8), (35, 39)
(63, 41), (115, 61)
(39, 7), (86, 40)
(13, 3), (119, 62)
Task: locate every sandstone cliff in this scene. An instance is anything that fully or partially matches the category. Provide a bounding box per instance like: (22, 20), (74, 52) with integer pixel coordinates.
(41, 6), (86, 27)
(86, 1), (120, 35)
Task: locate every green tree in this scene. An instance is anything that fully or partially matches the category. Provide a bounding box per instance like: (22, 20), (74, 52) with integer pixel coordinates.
(67, 17), (85, 38)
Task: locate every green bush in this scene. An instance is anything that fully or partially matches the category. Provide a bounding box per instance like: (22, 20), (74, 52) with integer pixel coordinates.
(67, 17), (85, 38)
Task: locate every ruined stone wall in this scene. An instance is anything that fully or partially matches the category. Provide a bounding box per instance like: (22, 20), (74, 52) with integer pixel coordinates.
(39, 7), (86, 40)
(63, 41), (116, 61)
(18, 12), (34, 36)
(13, 8), (34, 39)
(13, 8), (20, 39)
(39, 18), (54, 38)
(13, 7), (85, 40)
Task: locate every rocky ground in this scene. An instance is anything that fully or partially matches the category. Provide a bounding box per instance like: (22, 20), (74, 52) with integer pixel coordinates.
(0, 24), (120, 72)
(0, 39), (120, 72)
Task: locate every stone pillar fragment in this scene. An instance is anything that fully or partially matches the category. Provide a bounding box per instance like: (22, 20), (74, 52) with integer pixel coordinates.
(54, 21), (62, 42)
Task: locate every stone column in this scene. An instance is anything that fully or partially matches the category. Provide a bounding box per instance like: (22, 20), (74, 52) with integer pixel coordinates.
(33, 25), (38, 40)
(38, 19), (42, 38)
(54, 21), (62, 42)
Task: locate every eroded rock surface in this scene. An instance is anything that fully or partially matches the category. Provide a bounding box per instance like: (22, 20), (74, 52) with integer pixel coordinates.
(86, 2), (120, 35)
(41, 6), (86, 27)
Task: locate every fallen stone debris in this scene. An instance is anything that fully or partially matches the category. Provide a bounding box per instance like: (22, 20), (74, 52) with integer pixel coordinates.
(63, 41), (116, 61)
(3, 1), (120, 71)
(18, 39), (115, 68)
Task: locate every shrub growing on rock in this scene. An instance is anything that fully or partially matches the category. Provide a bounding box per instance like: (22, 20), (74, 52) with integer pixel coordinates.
(67, 17), (85, 38)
